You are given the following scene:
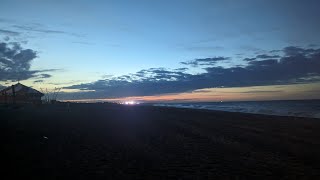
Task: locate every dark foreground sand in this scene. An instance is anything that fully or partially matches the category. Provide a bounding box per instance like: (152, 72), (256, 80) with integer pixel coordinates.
(2, 103), (320, 179)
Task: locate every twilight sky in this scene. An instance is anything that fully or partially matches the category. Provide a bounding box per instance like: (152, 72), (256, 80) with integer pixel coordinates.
(1, 0), (320, 102)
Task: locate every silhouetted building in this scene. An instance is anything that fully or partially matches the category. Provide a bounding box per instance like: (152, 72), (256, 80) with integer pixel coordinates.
(0, 83), (44, 104)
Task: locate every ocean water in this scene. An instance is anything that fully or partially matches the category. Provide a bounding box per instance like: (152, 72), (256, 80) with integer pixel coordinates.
(154, 100), (320, 119)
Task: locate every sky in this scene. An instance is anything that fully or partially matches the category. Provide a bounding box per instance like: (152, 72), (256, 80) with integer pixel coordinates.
(1, 0), (320, 102)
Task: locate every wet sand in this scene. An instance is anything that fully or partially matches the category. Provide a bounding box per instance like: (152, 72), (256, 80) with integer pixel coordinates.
(2, 103), (320, 179)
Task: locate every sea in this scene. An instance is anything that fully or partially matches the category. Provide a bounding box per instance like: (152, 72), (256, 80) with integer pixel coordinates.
(153, 100), (320, 119)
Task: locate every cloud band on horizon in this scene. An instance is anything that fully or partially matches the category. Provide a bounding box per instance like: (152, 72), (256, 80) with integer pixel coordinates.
(63, 46), (320, 99)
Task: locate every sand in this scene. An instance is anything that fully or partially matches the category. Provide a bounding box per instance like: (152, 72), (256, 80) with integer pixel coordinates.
(2, 103), (320, 179)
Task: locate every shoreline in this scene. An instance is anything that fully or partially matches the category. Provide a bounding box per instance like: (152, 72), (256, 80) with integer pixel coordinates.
(153, 104), (320, 120)
(152, 100), (320, 119)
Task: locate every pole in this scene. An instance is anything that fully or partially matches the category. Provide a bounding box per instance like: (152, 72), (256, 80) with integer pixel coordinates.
(12, 85), (16, 104)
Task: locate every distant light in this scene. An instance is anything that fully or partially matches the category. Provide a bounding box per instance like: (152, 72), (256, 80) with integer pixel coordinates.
(123, 101), (139, 105)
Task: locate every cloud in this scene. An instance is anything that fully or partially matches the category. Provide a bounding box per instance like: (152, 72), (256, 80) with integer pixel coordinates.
(33, 80), (44, 83)
(192, 89), (212, 93)
(48, 80), (83, 86)
(0, 41), (55, 81)
(38, 74), (52, 79)
(3, 36), (10, 41)
(247, 59), (278, 66)
(308, 44), (318, 48)
(256, 54), (280, 59)
(243, 57), (256, 61)
(269, 50), (282, 53)
(181, 45), (224, 52)
(12, 25), (84, 37)
(0, 29), (20, 36)
(240, 90), (284, 94)
(174, 67), (189, 72)
(283, 46), (320, 56)
(0, 18), (15, 23)
(64, 46), (320, 99)
(180, 57), (230, 67)
(72, 41), (94, 45)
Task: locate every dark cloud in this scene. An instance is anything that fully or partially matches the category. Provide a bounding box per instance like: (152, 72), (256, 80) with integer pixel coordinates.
(283, 46), (320, 56)
(3, 36), (10, 41)
(308, 44), (318, 48)
(256, 54), (280, 59)
(33, 80), (44, 83)
(248, 59), (278, 66)
(0, 41), (55, 81)
(0, 29), (20, 36)
(174, 67), (188, 72)
(38, 69), (62, 73)
(269, 50), (282, 53)
(180, 57), (229, 67)
(243, 57), (256, 61)
(64, 46), (320, 99)
(38, 74), (52, 79)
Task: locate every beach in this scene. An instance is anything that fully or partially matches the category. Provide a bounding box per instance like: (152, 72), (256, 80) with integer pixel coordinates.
(2, 103), (320, 179)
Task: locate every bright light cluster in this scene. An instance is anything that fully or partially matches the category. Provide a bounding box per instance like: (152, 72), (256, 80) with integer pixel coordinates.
(121, 101), (140, 105)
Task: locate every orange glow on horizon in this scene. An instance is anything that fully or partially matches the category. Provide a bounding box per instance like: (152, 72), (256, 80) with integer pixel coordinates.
(64, 83), (320, 103)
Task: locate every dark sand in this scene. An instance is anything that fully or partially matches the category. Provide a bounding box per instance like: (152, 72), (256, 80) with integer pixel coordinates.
(2, 103), (320, 179)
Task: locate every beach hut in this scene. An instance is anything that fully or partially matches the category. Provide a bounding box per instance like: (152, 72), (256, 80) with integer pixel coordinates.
(0, 83), (44, 104)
